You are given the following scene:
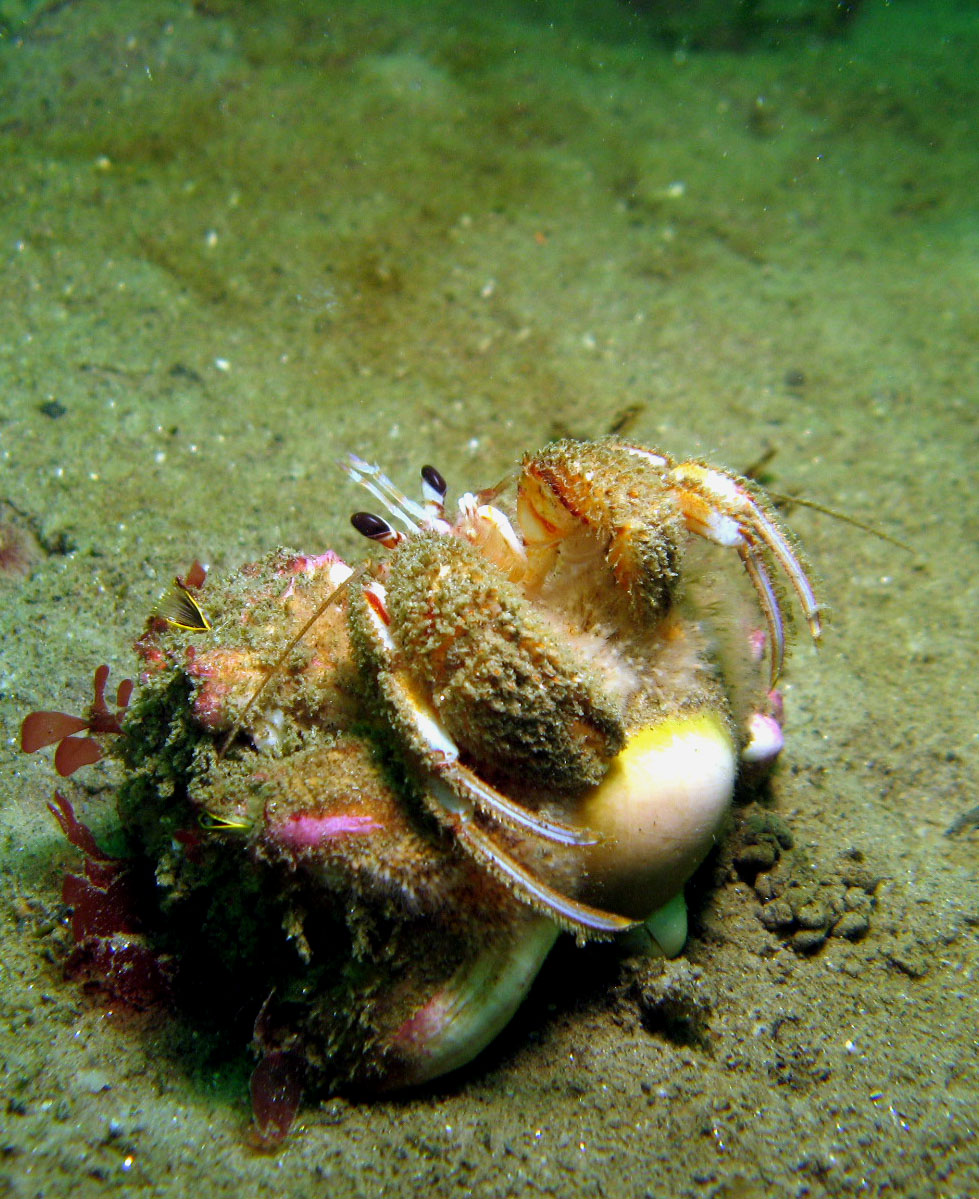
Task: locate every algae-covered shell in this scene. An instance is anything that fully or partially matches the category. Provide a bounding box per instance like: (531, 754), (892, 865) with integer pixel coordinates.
(114, 549), (564, 1094)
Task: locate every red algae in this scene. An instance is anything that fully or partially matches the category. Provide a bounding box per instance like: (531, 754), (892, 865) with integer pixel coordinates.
(65, 934), (172, 1010)
(270, 811), (383, 851)
(21, 666), (132, 776)
(47, 791), (117, 861)
(20, 711), (90, 752)
(62, 871), (139, 940)
(54, 736), (104, 777)
(46, 794), (172, 1009)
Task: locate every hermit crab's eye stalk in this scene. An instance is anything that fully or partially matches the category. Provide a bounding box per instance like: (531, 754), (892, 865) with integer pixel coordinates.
(420, 465), (448, 513)
(421, 465), (448, 522)
(351, 511), (403, 549)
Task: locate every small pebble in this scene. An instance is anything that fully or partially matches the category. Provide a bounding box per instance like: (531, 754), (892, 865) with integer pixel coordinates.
(759, 899), (794, 930)
(796, 901), (830, 931)
(737, 841), (778, 872)
(831, 911), (869, 941)
(792, 927), (828, 953)
(753, 871), (779, 902)
(843, 887), (872, 915)
(75, 1070), (112, 1094)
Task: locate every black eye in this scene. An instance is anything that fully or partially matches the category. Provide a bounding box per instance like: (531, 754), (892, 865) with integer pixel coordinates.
(351, 511), (393, 541)
(421, 465), (447, 500)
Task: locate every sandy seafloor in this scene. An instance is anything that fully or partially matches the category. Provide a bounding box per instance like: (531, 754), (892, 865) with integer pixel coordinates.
(1, 1), (977, 1195)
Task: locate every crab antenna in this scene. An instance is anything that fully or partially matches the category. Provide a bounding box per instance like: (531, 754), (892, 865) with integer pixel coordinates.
(765, 490), (914, 555)
(342, 453), (430, 533)
(217, 564), (367, 760)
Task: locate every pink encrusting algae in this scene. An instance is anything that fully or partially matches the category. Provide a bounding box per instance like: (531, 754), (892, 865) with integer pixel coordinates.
(270, 812), (383, 851)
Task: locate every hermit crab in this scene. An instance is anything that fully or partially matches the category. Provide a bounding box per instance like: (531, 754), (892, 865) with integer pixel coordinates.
(21, 437), (819, 1120)
(339, 438), (818, 933)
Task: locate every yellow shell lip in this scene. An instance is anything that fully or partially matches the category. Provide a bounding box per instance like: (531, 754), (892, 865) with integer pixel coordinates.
(577, 710), (737, 921)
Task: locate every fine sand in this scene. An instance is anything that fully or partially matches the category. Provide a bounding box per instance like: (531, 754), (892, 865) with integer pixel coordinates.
(1, 3), (976, 1196)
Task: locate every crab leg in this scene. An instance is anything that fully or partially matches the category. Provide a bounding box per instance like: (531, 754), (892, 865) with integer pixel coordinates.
(359, 579), (601, 850)
(387, 670), (634, 934)
(735, 490), (822, 642)
(670, 462), (822, 673)
(370, 609), (633, 933)
(383, 671), (598, 847)
(457, 820), (639, 936)
(438, 759), (598, 848)
(737, 544), (786, 684)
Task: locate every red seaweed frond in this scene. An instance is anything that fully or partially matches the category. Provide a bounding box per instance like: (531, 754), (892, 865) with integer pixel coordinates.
(178, 558), (207, 590)
(48, 791), (172, 1008)
(87, 664), (134, 734)
(47, 791), (118, 863)
(21, 664), (133, 776)
(20, 710), (89, 753)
